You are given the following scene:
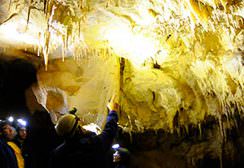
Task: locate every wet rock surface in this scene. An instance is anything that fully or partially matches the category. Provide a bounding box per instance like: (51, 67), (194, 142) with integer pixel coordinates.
(117, 114), (244, 168)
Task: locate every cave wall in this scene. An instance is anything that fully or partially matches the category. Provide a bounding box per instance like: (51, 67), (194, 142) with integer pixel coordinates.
(117, 114), (244, 168)
(0, 0), (243, 167)
(33, 54), (120, 126)
(1, 0), (243, 131)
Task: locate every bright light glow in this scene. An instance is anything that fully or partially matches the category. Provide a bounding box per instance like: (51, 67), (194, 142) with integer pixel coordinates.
(135, 1), (156, 26)
(82, 123), (101, 135)
(17, 119), (27, 126)
(8, 116), (14, 122)
(105, 25), (158, 66)
(180, 2), (191, 19)
(0, 20), (39, 46)
(112, 144), (120, 150)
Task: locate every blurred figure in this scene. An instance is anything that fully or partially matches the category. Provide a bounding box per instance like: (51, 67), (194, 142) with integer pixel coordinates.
(15, 125), (30, 168)
(2, 122), (17, 141)
(25, 85), (62, 168)
(15, 126), (27, 148)
(50, 97), (119, 168)
(113, 147), (130, 168)
(27, 109), (62, 168)
(2, 121), (25, 168)
(0, 120), (19, 168)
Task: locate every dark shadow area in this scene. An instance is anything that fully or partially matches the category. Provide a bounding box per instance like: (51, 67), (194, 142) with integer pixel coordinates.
(26, 110), (62, 168)
(116, 113), (244, 168)
(0, 57), (37, 118)
(0, 56), (62, 168)
(196, 155), (220, 168)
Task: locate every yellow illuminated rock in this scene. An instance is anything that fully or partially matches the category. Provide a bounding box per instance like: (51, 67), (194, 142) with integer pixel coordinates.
(0, 0), (243, 134)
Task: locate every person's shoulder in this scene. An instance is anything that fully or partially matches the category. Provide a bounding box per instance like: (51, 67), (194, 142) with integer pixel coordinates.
(0, 138), (5, 143)
(84, 131), (96, 137)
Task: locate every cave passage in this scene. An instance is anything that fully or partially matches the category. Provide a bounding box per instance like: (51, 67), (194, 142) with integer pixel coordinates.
(0, 57), (37, 118)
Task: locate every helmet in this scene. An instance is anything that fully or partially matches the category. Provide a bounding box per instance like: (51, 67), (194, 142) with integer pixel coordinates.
(55, 114), (80, 138)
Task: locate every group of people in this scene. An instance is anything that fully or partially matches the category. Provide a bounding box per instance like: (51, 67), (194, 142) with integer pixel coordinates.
(0, 98), (130, 168)
(0, 119), (27, 168)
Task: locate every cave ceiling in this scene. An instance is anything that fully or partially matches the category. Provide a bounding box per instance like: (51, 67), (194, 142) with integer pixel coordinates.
(0, 0), (243, 134)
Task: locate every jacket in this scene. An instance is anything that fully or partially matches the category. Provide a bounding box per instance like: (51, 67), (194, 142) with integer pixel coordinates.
(8, 141), (25, 168)
(0, 138), (18, 168)
(50, 111), (118, 168)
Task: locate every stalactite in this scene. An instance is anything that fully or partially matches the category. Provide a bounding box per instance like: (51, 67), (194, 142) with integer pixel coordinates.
(44, 0), (47, 13)
(8, 0), (12, 10)
(37, 32), (41, 57)
(26, 0), (33, 25)
(43, 30), (50, 70)
(198, 123), (202, 139)
(0, 0), (243, 139)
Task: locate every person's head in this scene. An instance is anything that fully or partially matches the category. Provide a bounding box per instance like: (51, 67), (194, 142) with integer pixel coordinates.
(17, 127), (27, 140)
(113, 147), (130, 165)
(55, 114), (81, 139)
(0, 121), (17, 141)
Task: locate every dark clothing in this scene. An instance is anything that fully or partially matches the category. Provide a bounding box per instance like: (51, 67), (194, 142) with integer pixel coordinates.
(27, 110), (62, 168)
(115, 165), (127, 168)
(50, 111), (118, 168)
(0, 138), (18, 168)
(14, 138), (30, 168)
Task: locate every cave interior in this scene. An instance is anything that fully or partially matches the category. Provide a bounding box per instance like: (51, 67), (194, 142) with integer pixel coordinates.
(0, 0), (243, 167)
